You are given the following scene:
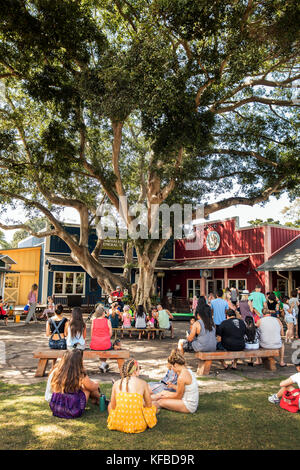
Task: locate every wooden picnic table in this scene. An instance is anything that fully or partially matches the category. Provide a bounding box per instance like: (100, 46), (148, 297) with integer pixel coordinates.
(112, 327), (172, 340)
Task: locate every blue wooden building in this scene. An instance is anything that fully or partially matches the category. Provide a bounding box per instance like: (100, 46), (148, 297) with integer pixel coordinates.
(20, 224), (175, 305)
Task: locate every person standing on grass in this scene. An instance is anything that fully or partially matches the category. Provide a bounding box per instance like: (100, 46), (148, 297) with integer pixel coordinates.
(45, 349), (100, 418)
(257, 308), (286, 367)
(211, 289), (229, 336)
(25, 283), (38, 324)
(151, 349), (199, 414)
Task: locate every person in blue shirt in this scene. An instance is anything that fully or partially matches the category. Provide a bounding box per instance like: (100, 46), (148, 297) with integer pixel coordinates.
(211, 289), (229, 335)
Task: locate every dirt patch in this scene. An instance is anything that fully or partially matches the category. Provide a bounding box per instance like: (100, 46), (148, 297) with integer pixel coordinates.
(0, 320), (296, 391)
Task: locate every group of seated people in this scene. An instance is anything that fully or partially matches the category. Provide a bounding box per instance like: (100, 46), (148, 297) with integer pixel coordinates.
(178, 290), (287, 368)
(45, 348), (199, 433)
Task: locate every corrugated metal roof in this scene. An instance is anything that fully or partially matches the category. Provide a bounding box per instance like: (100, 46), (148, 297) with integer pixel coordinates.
(170, 256), (249, 270)
(257, 236), (300, 271)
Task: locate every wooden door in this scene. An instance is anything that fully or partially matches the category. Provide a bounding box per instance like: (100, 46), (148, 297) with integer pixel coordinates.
(4, 274), (20, 304)
(19, 273), (36, 305)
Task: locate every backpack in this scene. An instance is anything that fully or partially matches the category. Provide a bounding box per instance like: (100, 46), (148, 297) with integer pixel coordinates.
(280, 388), (300, 413)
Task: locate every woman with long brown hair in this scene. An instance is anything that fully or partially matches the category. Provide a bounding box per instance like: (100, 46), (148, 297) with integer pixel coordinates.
(107, 359), (157, 433)
(66, 307), (86, 350)
(45, 349), (100, 418)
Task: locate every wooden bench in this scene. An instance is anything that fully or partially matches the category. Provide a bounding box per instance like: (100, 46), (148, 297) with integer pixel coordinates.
(194, 349), (280, 376)
(112, 327), (170, 340)
(33, 349), (130, 377)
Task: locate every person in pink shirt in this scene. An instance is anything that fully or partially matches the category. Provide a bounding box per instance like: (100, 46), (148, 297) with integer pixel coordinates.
(121, 305), (132, 338)
(25, 284), (38, 324)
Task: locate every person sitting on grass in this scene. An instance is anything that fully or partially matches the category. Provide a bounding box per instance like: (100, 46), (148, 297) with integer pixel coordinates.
(151, 349), (199, 414)
(148, 361), (178, 395)
(218, 308), (246, 370)
(107, 359), (157, 433)
(268, 355), (300, 406)
(66, 307), (87, 350)
(45, 349), (100, 419)
(177, 307), (216, 355)
(257, 308), (286, 367)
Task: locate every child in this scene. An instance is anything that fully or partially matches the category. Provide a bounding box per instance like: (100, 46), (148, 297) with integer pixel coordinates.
(0, 297), (8, 326)
(121, 305), (132, 338)
(45, 349), (100, 418)
(148, 362), (178, 395)
(283, 296), (296, 343)
(66, 307), (87, 350)
(147, 311), (156, 340)
(244, 315), (260, 350)
(40, 296), (55, 320)
(268, 354), (300, 406)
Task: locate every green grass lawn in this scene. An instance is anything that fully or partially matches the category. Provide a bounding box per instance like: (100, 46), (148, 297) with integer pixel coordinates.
(1, 379), (300, 450)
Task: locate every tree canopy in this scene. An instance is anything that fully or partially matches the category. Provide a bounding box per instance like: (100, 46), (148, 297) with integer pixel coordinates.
(0, 0), (299, 304)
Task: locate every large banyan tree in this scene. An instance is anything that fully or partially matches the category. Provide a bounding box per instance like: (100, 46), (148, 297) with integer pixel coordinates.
(0, 0), (299, 308)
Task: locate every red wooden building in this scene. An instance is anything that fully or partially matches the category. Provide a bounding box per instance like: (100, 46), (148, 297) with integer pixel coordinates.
(163, 217), (300, 299)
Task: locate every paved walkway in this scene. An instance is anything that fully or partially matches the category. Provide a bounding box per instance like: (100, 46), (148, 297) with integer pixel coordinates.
(0, 320), (297, 394)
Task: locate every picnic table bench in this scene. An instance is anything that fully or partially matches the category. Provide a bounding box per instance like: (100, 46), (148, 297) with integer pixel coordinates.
(112, 327), (172, 340)
(33, 349), (130, 377)
(194, 349), (280, 376)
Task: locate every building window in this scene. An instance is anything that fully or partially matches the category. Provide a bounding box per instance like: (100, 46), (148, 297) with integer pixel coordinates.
(53, 272), (85, 295)
(187, 279), (201, 298)
(229, 279), (247, 292)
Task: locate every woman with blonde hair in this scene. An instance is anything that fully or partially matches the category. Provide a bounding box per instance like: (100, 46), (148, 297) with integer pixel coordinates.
(45, 349), (100, 418)
(151, 349), (199, 414)
(107, 359), (157, 433)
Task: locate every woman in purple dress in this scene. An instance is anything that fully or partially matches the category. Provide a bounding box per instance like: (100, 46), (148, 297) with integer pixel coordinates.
(45, 349), (100, 419)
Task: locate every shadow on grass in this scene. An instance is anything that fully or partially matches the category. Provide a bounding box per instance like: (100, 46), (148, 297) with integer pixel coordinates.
(1, 381), (300, 450)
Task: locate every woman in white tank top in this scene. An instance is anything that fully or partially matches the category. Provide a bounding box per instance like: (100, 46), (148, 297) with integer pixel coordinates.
(151, 349), (199, 413)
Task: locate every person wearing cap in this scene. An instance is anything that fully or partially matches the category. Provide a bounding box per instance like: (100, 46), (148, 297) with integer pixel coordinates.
(237, 290), (254, 321)
(268, 353), (300, 405)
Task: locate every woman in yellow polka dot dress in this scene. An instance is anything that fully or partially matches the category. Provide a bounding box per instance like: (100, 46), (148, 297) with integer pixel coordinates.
(107, 359), (157, 433)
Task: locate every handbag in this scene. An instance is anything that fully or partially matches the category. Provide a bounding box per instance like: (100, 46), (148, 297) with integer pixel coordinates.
(49, 318), (67, 350)
(280, 388), (300, 413)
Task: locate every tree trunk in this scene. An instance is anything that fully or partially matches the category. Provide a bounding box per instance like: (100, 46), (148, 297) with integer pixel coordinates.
(135, 240), (168, 310)
(70, 246), (128, 294)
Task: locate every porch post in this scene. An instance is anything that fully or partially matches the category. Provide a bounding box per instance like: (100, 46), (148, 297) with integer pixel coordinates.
(200, 277), (206, 296)
(224, 268), (228, 290)
(288, 271), (293, 297)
